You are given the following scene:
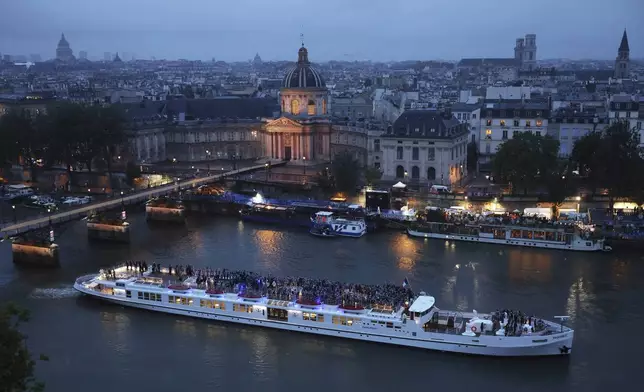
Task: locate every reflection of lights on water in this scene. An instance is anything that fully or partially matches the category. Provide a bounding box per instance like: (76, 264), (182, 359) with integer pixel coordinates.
(173, 319), (197, 337)
(391, 235), (420, 272)
(566, 277), (596, 322)
(398, 256), (414, 271)
(255, 230), (283, 256)
(100, 312), (131, 354)
(238, 220), (244, 233)
(507, 250), (553, 282)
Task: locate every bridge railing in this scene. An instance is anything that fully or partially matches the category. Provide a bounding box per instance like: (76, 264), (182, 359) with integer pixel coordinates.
(1, 162), (282, 237)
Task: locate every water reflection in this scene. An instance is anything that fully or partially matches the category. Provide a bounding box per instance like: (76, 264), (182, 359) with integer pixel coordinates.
(253, 229), (285, 257)
(173, 319), (198, 337)
(100, 311), (131, 355)
(566, 277), (596, 324)
(507, 249), (552, 283)
(391, 235), (420, 272)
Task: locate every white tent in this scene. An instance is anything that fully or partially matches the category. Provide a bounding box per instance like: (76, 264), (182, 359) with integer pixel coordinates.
(392, 182), (406, 189)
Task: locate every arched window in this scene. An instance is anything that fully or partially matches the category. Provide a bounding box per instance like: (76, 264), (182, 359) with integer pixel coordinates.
(307, 99), (316, 115)
(396, 165), (405, 179)
(427, 167), (436, 180)
(411, 166), (420, 180)
(281, 99), (285, 112)
(322, 99), (327, 114)
(291, 99), (300, 115)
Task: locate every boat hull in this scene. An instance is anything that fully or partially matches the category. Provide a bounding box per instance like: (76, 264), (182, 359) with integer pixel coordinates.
(407, 229), (602, 252)
(241, 214), (310, 228)
(74, 283), (572, 357)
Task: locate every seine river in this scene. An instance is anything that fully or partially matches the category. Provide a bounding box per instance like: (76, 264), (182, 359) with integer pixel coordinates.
(0, 212), (640, 391)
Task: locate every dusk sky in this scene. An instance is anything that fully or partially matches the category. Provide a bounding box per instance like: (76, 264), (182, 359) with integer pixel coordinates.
(2, 0), (643, 61)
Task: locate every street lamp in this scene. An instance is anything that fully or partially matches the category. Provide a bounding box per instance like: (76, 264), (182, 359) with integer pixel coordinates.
(12, 205), (16, 224)
(264, 162), (269, 182)
(302, 156), (306, 177)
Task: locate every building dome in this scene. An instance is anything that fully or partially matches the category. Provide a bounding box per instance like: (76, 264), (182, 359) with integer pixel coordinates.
(282, 46), (325, 89)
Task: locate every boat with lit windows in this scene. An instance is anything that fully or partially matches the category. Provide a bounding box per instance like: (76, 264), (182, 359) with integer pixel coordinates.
(74, 265), (574, 356)
(311, 211), (366, 238)
(407, 222), (608, 252)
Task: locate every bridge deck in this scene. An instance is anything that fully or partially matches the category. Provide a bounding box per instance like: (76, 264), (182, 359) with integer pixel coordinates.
(0, 163), (283, 237)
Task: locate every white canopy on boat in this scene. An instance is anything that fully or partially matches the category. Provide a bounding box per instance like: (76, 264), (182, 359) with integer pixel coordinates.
(409, 295), (435, 313)
(392, 182), (406, 189)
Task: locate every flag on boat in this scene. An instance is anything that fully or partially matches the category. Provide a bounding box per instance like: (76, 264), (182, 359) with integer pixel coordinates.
(402, 278), (410, 288)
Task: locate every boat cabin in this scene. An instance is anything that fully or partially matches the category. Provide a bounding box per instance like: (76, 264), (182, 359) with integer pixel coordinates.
(408, 295), (435, 324)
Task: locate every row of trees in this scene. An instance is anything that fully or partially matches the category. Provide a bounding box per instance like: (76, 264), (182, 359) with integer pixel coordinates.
(0, 103), (126, 188)
(492, 121), (644, 210)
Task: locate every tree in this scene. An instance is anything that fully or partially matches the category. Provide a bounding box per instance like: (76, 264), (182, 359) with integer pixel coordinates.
(331, 152), (361, 194)
(545, 161), (574, 218)
(570, 131), (602, 195)
(466, 141), (478, 174)
(572, 121), (644, 213)
(0, 303), (48, 392)
(125, 161), (142, 186)
(0, 109), (44, 182)
(42, 102), (87, 188)
(363, 166), (382, 187)
(493, 132), (560, 195)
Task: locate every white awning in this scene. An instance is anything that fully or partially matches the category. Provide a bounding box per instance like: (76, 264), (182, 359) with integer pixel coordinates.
(392, 182), (406, 189)
(409, 295), (435, 313)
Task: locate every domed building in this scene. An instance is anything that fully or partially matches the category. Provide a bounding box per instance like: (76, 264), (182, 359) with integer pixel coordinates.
(264, 45), (332, 163)
(56, 33), (75, 62)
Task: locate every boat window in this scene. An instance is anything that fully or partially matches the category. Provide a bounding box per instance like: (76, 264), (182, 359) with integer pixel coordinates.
(386, 322), (394, 328)
(116, 282), (125, 287)
(532, 339), (547, 343)
(267, 307), (288, 321)
(233, 304), (252, 313)
(126, 290), (131, 298)
(200, 300), (226, 310)
(332, 316), (355, 326)
(303, 312), (323, 322)
(510, 230), (521, 239)
(169, 296), (192, 306)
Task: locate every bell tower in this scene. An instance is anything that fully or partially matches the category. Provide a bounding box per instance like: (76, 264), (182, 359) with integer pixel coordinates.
(614, 30), (630, 79)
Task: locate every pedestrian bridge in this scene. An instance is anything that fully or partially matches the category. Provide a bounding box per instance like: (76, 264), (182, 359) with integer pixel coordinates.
(0, 162), (284, 237)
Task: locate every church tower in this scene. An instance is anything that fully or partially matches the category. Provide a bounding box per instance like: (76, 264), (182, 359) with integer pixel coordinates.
(522, 34), (537, 71)
(614, 30), (630, 79)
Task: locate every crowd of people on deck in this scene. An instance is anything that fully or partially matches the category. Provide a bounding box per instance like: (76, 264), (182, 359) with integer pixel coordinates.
(125, 260), (148, 272)
(158, 266), (415, 309)
(491, 309), (547, 336)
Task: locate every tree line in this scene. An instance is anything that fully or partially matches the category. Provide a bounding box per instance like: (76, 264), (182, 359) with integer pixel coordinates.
(0, 102), (127, 189)
(492, 121), (644, 210)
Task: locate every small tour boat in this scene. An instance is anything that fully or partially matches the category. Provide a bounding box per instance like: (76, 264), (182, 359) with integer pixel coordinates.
(311, 211), (366, 238)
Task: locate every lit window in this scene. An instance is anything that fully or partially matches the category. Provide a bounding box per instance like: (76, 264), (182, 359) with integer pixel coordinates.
(500, 120), (506, 126)
(291, 99), (300, 115)
(536, 120), (543, 127)
(525, 121), (531, 127)
(486, 119), (492, 126)
(485, 129), (492, 139)
(307, 100), (316, 115)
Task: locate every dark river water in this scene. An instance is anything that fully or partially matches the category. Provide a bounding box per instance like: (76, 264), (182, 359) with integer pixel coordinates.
(0, 212), (640, 391)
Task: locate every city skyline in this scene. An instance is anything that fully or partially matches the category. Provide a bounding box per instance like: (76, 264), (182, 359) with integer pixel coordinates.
(1, 0), (643, 62)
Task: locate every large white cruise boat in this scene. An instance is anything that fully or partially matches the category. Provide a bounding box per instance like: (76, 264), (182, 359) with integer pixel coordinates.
(74, 265), (573, 357)
(407, 222), (608, 252)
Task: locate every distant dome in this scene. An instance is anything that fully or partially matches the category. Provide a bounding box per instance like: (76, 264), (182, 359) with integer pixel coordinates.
(282, 46), (325, 89)
(57, 33), (70, 48)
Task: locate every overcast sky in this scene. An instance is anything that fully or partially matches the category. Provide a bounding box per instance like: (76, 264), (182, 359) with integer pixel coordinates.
(2, 0), (642, 61)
